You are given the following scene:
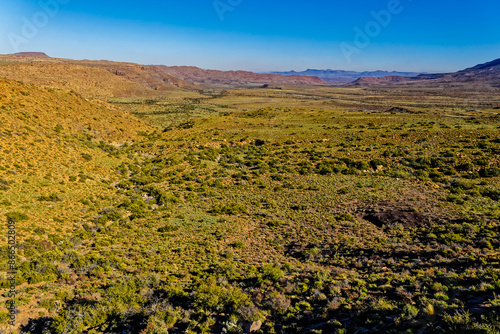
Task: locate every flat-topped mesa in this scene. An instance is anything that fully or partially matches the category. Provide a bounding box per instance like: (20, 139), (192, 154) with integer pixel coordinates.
(12, 52), (50, 58)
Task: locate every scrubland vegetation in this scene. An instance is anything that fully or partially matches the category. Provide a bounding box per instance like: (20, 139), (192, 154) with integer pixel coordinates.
(1, 81), (499, 333)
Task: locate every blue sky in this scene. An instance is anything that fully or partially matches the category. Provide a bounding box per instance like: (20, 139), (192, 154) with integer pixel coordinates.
(1, 0), (499, 72)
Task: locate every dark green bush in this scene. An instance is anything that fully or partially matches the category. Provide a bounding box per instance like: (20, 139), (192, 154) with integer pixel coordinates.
(81, 153), (93, 161)
(479, 167), (500, 178)
(38, 193), (63, 202)
(158, 224), (180, 233)
(210, 202), (248, 215)
(5, 211), (29, 222)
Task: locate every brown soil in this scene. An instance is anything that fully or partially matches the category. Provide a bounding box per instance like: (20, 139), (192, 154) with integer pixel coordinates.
(363, 209), (431, 228)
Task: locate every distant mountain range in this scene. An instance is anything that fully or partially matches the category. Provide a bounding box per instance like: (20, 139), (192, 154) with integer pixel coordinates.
(266, 69), (425, 84)
(350, 58), (500, 86)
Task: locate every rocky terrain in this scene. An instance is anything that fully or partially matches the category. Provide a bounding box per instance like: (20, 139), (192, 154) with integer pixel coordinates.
(155, 65), (327, 87)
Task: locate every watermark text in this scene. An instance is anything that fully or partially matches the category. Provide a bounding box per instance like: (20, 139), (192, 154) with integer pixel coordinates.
(340, 0), (406, 63)
(213, 0), (243, 21)
(7, 218), (18, 326)
(8, 0), (71, 53)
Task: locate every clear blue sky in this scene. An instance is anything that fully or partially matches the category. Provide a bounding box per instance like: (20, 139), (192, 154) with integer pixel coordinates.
(1, 0), (499, 72)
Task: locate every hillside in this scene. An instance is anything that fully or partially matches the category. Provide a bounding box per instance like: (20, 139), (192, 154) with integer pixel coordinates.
(155, 65), (328, 87)
(0, 78), (151, 142)
(433, 58), (500, 83)
(0, 62), (161, 99)
(0, 54), (195, 99)
(0, 78), (153, 327)
(73, 60), (197, 90)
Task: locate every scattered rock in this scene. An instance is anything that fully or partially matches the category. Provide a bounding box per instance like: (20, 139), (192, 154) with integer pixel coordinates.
(468, 297), (486, 304)
(245, 321), (262, 333)
(469, 307), (488, 315)
(364, 209), (431, 228)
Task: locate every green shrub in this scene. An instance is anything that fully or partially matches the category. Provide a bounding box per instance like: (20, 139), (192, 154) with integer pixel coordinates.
(144, 185), (180, 206)
(158, 224), (180, 233)
(336, 213), (356, 223)
(479, 168), (500, 178)
(231, 241), (245, 249)
(5, 211), (29, 222)
(91, 208), (120, 226)
(210, 202), (248, 215)
(0, 311), (10, 324)
(34, 227), (46, 235)
(370, 159), (388, 169)
(178, 120), (195, 129)
(268, 219), (284, 227)
(38, 193), (62, 202)
(81, 153), (93, 161)
(372, 297), (397, 311)
(262, 265), (284, 282)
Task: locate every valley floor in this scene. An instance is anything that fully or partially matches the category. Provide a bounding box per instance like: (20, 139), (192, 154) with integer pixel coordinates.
(1, 83), (499, 333)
